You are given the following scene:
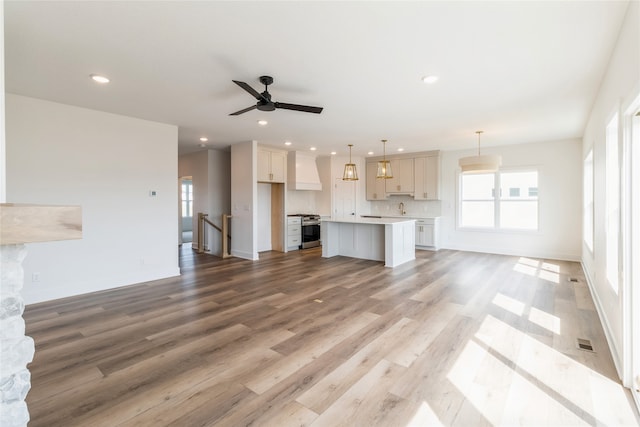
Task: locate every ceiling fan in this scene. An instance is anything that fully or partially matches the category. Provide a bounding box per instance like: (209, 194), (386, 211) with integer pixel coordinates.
(229, 75), (323, 116)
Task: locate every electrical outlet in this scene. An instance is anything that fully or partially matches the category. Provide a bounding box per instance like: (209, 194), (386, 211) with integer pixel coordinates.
(32, 272), (40, 282)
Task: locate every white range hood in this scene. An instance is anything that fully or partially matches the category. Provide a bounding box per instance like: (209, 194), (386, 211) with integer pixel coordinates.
(287, 151), (322, 191)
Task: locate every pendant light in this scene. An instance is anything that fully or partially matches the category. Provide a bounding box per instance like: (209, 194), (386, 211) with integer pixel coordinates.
(342, 144), (359, 181)
(376, 139), (393, 179)
(459, 131), (502, 173)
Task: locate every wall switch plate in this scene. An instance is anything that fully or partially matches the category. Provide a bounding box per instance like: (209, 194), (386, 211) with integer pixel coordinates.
(32, 272), (40, 282)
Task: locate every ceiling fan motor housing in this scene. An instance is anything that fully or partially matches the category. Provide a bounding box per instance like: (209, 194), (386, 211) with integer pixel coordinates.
(257, 101), (276, 111)
(259, 75), (274, 86)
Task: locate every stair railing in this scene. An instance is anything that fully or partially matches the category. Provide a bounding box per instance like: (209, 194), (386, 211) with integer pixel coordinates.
(196, 213), (232, 258)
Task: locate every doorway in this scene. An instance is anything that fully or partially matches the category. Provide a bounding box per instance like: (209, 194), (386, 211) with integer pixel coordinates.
(179, 176), (193, 244)
(334, 178), (356, 219)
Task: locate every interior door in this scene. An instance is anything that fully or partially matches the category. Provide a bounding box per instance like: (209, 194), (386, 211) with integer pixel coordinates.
(334, 178), (356, 219)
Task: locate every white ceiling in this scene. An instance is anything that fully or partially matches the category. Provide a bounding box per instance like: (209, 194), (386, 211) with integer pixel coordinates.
(4, 1), (630, 157)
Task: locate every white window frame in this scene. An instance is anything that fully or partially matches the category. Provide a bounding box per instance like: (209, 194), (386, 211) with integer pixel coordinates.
(458, 167), (539, 232)
(458, 172), (496, 229)
(181, 180), (193, 218)
(583, 148), (594, 254)
(605, 112), (620, 294)
(621, 94), (640, 409)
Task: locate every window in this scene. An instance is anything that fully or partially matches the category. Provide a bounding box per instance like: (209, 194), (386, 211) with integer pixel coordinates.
(181, 180), (193, 218)
(459, 169), (539, 231)
(583, 149), (594, 252)
(606, 114), (620, 293)
(460, 173), (495, 228)
(500, 171), (538, 230)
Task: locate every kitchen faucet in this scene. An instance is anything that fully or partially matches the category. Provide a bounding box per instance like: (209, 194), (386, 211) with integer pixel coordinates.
(399, 202), (406, 216)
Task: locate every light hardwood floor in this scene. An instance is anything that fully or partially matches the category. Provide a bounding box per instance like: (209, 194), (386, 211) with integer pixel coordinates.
(24, 247), (640, 426)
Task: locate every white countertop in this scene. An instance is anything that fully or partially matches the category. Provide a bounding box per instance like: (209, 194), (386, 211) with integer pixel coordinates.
(360, 214), (440, 220)
(323, 217), (416, 225)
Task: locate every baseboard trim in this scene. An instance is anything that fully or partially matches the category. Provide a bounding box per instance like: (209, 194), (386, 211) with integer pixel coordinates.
(581, 261), (623, 380)
(231, 249), (258, 261)
(441, 243), (580, 262)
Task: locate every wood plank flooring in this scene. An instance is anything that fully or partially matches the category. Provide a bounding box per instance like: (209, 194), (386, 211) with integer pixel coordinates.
(23, 247), (640, 426)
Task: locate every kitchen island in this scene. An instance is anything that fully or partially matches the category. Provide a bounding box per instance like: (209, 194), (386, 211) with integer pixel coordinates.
(321, 217), (415, 267)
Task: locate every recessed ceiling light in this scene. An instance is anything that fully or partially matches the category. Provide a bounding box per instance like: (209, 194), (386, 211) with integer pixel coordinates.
(331, 151), (337, 155)
(199, 137), (208, 142)
(90, 74), (110, 84)
(284, 141), (292, 146)
(368, 151), (374, 155)
(397, 148), (404, 152)
(310, 147), (317, 151)
(422, 75), (439, 84)
(257, 120), (268, 126)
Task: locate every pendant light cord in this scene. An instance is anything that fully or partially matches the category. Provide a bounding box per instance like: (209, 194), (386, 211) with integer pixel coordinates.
(476, 131), (483, 156)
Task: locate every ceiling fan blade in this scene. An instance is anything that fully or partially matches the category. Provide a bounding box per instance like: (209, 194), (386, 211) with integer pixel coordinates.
(229, 105), (257, 116)
(275, 102), (323, 114)
(232, 80), (264, 101)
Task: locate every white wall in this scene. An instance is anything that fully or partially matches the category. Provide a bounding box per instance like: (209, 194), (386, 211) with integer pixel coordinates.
(440, 138), (582, 261)
(206, 149), (231, 255)
(178, 149), (231, 255)
(230, 141), (258, 260)
(6, 94), (180, 304)
(582, 0), (640, 375)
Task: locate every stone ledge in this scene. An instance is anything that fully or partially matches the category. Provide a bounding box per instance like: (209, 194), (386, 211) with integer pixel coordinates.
(0, 203), (82, 245)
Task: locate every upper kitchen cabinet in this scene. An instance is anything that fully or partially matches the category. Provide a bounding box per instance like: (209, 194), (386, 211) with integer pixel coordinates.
(366, 162), (388, 201)
(258, 148), (286, 183)
(414, 155), (440, 200)
(385, 158), (414, 194)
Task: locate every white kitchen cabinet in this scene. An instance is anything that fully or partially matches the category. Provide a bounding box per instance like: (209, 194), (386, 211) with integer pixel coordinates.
(385, 158), (414, 194)
(415, 218), (439, 250)
(366, 162), (388, 201)
(414, 155), (440, 200)
(258, 148), (286, 183)
(287, 216), (302, 250)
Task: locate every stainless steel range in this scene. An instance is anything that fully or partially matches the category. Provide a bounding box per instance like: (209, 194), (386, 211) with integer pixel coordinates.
(289, 214), (321, 249)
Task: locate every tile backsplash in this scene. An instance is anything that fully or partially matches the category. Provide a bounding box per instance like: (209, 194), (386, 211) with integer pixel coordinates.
(369, 195), (441, 218)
